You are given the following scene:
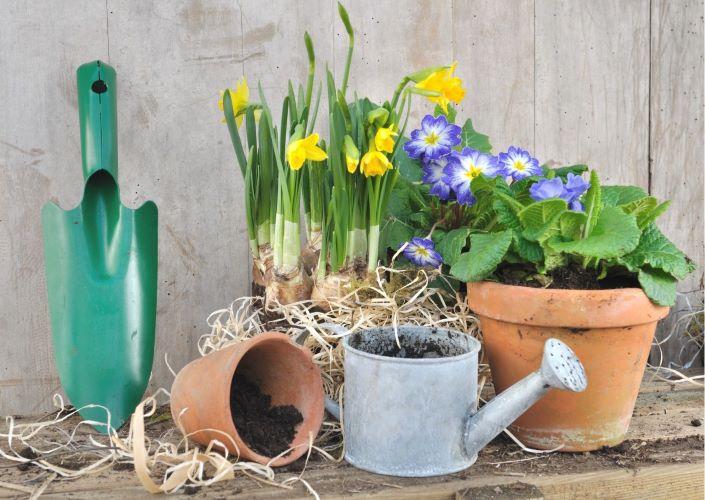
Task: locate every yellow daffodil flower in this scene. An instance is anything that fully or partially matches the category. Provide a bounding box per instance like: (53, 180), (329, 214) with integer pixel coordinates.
(360, 150), (392, 177)
(374, 124), (397, 154)
(218, 77), (249, 126)
(415, 62), (465, 113)
(286, 133), (328, 170)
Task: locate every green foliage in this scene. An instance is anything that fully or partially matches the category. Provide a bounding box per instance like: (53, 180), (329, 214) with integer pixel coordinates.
(518, 199), (567, 241)
(459, 119), (492, 153)
(638, 267), (677, 307)
(549, 207), (640, 258)
(435, 228), (470, 267)
(379, 101), (692, 307)
(450, 231), (513, 282)
(448, 168), (693, 306)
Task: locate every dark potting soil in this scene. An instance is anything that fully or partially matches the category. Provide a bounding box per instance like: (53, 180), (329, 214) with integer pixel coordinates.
(230, 374), (303, 457)
(350, 329), (470, 359)
(497, 264), (639, 290)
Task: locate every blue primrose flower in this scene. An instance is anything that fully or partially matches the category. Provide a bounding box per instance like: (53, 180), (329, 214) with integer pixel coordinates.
(421, 156), (453, 200)
(564, 173), (590, 210)
(498, 146), (542, 181)
(403, 114), (461, 160)
(402, 237), (444, 267)
(443, 148), (504, 206)
(529, 174), (591, 211)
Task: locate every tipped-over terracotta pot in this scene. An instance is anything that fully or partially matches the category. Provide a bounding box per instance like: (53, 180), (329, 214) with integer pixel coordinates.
(170, 333), (324, 466)
(467, 281), (669, 452)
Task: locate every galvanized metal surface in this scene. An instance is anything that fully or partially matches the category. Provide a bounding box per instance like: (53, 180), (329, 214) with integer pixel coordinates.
(326, 326), (587, 477)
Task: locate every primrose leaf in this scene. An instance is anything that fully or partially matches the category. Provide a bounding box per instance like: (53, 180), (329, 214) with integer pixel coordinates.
(552, 164), (589, 179)
(540, 246), (568, 273)
(560, 211), (588, 240)
(622, 197), (671, 229)
(638, 267), (677, 306)
(386, 182), (413, 219)
(394, 139), (422, 182)
(621, 224), (695, 280)
(582, 170), (602, 236)
(493, 199), (522, 230)
(549, 206), (641, 258)
(381, 218), (416, 251)
(602, 185), (648, 207)
(459, 119), (492, 153)
(450, 230), (513, 282)
(518, 199), (568, 241)
(435, 228), (471, 267)
(514, 233), (544, 263)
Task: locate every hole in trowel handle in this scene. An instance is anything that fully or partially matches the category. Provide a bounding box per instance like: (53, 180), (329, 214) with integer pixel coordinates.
(91, 79), (108, 94)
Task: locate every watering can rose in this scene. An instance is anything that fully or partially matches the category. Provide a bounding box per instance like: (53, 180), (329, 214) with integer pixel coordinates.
(286, 133), (328, 170)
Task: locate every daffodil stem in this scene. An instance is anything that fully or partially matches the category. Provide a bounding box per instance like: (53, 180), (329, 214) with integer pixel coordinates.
(367, 224), (380, 273)
(282, 220), (301, 270)
(390, 78), (410, 110)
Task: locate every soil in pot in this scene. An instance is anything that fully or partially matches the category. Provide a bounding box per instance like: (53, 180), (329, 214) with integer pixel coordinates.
(230, 374), (303, 457)
(350, 329), (468, 359)
(497, 263), (639, 290)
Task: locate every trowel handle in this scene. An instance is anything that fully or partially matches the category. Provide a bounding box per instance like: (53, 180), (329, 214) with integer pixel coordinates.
(76, 60), (118, 181)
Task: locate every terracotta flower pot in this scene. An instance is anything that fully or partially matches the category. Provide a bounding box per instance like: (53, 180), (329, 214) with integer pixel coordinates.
(467, 281), (669, 451)
(170, 332), (324, 466)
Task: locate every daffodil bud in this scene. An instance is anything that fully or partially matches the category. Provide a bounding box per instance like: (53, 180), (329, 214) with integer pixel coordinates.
(304, 32), (315, 66)
(367, 107), (389, 127)
(343, 135), (360, 160)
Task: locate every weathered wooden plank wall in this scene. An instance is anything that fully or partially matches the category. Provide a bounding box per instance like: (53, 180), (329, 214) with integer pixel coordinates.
(0, 0), (702, 414)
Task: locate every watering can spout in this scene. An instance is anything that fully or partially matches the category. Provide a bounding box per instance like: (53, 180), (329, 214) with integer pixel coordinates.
(463, 338), (587, 457)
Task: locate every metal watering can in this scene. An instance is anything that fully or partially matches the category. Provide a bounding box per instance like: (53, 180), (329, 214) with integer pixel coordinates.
(321, 325), (587, 477)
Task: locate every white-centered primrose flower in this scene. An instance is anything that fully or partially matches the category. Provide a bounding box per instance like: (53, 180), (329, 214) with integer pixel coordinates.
(443, 148), (504, 206)
(498, 146), (542, 181)
(403, 114), (461, 160)
(402, 237), (443, 267)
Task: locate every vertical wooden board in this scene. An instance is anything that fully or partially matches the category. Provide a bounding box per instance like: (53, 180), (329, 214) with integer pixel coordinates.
(333, 0), (454, 123)
(106, 0), (247, 392)
(452, 0), (535, 154)
(535, 0), (650, 184)
(239, 0), (335, 127)
(0, 1), (108, 414)
(649, 0), (704, 365)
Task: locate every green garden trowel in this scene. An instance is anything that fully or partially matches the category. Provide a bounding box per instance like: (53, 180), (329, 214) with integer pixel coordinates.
(41, 61), (158, 433)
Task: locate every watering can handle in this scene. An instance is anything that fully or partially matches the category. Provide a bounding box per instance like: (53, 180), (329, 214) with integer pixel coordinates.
(76, 60), (118, 181)
(463, 338), (587, 458)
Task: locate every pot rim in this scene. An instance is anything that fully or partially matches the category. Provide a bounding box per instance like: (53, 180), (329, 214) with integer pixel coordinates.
(342, 325), (481, 365)
(467, 281), (670, 328)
